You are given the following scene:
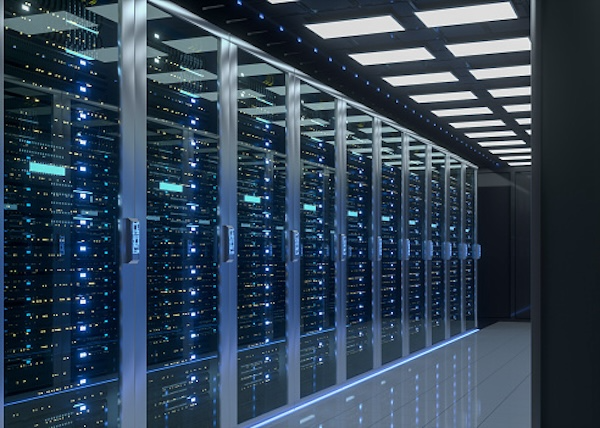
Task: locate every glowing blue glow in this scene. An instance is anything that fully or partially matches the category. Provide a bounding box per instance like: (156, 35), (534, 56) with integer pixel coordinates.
(303, 204), (317, 212)
(244, 195), (261, 204)
(29, 162), (66, 176)
(159, 182), (183, 193)
(65, 48), (94, 60)
(348, 210), (359, 218)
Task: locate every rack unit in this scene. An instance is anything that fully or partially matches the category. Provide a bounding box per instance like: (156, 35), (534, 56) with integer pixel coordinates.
(2, 0), (479, 426)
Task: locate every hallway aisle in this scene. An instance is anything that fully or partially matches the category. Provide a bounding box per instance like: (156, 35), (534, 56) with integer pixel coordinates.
(255, 322), (531, 428)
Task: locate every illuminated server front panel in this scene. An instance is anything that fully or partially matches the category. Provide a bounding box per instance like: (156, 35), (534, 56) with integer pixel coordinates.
(430, 149), (446, 345)
(464, 167), (478, 330)
(448, 160), (463, 336)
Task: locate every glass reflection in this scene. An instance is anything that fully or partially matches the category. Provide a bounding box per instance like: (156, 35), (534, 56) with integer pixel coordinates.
(146, 12), (219, 427)
(299, 84), (337, 397)
(237, 51), (287, 422)
(4, 1), (120, 425)
(345, 108), (373, 378)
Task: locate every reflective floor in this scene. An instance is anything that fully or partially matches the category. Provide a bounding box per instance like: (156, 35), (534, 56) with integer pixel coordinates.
(254, 322), (531, 428)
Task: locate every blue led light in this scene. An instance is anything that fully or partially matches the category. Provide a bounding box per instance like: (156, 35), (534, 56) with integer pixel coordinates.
(259, 13), (264, 19)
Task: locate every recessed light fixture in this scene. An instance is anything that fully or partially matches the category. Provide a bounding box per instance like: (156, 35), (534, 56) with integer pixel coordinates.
(478, 140), (526, 147)
(415, 2), (517, 28)
(499, 155), (532, 161)
(447, 37), (531, 57)
(383, 72), (457, 86)
(489, 148), (532, 154)
(488, 87), (531, 98)
(466, 130), (517, 138)
(516, 118), (532, 125)
(432, 107), (492, 117)
(504, 104), (531, 113)
(410, 91), (477, 103)
(349, 47), (434, 66)
(526, 129), (532, 135)
(470, 65), (531, 80)
(306, 16), (404, 39)
(267, 0), (298, 3)
(450, 120), (505, 129)
(508, 161), (532, 166)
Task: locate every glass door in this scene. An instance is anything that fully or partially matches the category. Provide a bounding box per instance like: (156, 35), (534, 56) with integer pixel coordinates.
(464, 167), (477, 330)
(448, 159), (463, 336)
(430, 149), (446, 344)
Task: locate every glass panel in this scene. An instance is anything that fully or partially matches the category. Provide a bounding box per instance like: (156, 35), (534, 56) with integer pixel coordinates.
(408, 140), (426, 353)
(380, 130), (404, 363)
(345, 107), (373, 378)
(299, 84), (336, 397)
(448, 159), (463, 336)
(464, 167), (476, 330)
(4, 1), (120, 425)
(237, 51), (287, 422)
(146, 15), (219, 427)
(430, 149), (446, 344)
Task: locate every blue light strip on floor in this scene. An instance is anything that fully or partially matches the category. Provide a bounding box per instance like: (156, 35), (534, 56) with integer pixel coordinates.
(249, 329), (479, 428)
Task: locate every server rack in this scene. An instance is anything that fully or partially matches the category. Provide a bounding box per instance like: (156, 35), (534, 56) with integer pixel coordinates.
(2, 0), (480, 426)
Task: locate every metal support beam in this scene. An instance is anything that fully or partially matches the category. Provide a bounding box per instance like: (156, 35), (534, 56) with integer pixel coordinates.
(371, 118), (383, 369)
(401, 133), (410, 357)
(424, 145), (433, 348)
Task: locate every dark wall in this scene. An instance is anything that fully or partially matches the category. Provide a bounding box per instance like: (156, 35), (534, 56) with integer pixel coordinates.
(478, 169), (531, 325)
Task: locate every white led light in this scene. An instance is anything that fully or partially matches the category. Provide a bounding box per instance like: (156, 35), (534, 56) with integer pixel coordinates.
(383, 72), (457, 87)
(489, 147), (531, 154)
(431, 107), (492, 117)
(349, 47), (434, 66)
(306, 16), (404, 39)
(478, 140), (526, 147)
(22, 3), (30, 12)
(526, 129), (532, 135)
(504, 103), (531, 113)
(415, 2), (517, 28)
(516, 118), (531, 125)
(470, 65), (531, 80)
(447, 37), (530, 57)
(450, 120), (505, 129)
(499, 154), (532, 161)
(410, 91), (477, 103)
(508, 161), (532, 166)
(488, 87), (531, 98)
(267, 0), (298, 3)
(466, 130), (517, 138)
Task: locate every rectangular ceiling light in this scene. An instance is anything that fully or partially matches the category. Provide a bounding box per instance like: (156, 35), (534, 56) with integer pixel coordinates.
(450, 120), (505, 129)
(508, 161), (532, 166)
(488, 87), (531, 98)
(489, 147), (532, 154)
(350, 47), (434, 66)
(410, 91), (477, 103)
(470, 65), (531, 80)
(478, 140), (526, 147)
(267, 0), (298, 3)
(447, 37), (531, 57)
(516, 118), (532, 125)
(415, 2), (517, 28)
(384, 72), (457, 86)
(306, 16), (404, 39)
(499, 155), (532, 161)
(526, 129), (532, 135)
(504, 103), (531, 112)
(466, 130), (517, 138)
(432, 107), (492, 117)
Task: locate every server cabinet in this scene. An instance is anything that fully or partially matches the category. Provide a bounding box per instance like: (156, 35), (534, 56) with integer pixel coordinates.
(3, 1), (121, 426)
(430, 148), (447, 344)
(236, 52), (288, 422)
(345, 107), (374, 378)
(448, 158), (463, 336)
(407, 141), (427, 353)
(298, 84), (337, 397)
(380, 129), (405, 364)
(464, 167), (477, 330)
(146, 15), (220, 427)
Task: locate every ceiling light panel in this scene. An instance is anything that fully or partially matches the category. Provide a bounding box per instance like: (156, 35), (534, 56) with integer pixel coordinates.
(478, 140), (526, 147)
(447, 37), (531, 57)
(349, 47), (434, 66)
(384, 72), (457, 86)
(470, 65), (531, 80)
(466, 130), (517, 138)
(526, 130), (532, 135)
(267, 0), (298, 3)
(450, 120), (505, 129)
(499, 155), (532, 161)
(415, 2), (517, 28)
(432, 107), (492, 117)
(504, 104), (531, 112)
(489, 148), (532, 154)
(516, 118), (532, 125)
(508, 161), (532, 166)
(306, 16), (404, 39)
(488, 87), (531, 98)
(410, 91), (477, 103)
